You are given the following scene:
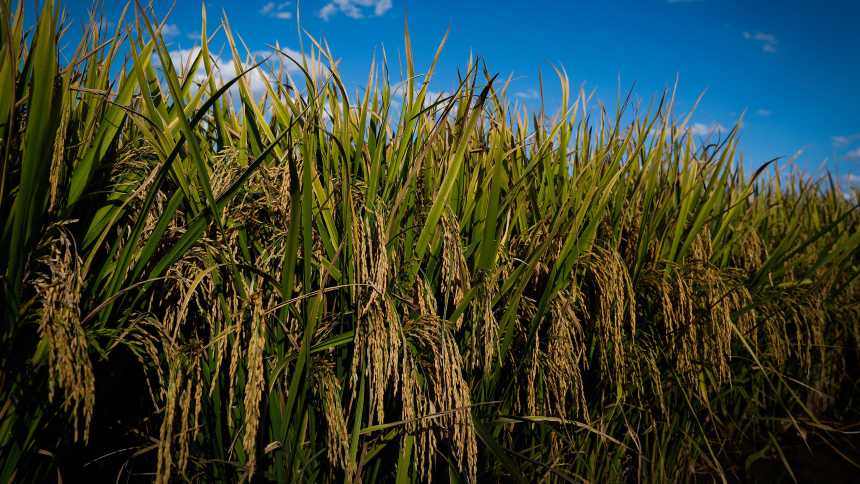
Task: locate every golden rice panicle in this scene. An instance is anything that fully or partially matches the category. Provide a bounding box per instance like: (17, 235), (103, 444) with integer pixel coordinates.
(690, 230), (733, 384)
(126, 316), (168, 409)
(659, 267), (697, 383)
(314, 360), (350, 470)
(176, 361), (195, 476)
(241, 293), (268, 479)
(399, 340), (438, 482)
(441, 212), (471, 327)
(511, 296), (538, 416)
(48, 93), (71, 213)
(356, 295), (402, 425)
(761, 301), (791, 367)
(400, 293), (435, 476)
(32, 224), (95, 443)
(350, 210), (401, 425)
(524, 319), (541, 416)
(192, 358), (204, 441)
(403, 316), (477, 482)
(439, 326), (478, 483)
(226, 296), (245, 431)
(643, 343), (667, 417)
(155, 357), (183, 484)
(587, 248), (636, 386)
(468, 274), (499, 375)
(546, 287), (587, 418)
(416, 276), (438, 316)
(738, 228), (767, 272)
(152, 305), (203, 482)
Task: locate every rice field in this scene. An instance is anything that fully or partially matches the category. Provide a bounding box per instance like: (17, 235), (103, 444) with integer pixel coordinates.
(1, 1), (859, 482)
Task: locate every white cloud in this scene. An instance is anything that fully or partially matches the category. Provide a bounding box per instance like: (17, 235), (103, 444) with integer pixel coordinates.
(274, 46), (330, 81)
(755, 108), (771, 117)
(845, 147), (860, 160)
(742, 31), (778, 53)
(260, 2), (276, 14)
(157, 43), (332, 109)
(161, 48), (291, 100)
(515, 88), (540, 100)
(390, 81), (451, 109)
(319, 0), (392, 20)
(320, 4), (337, 19)
(689, 122), (727, 137)
(260, 1), (292, 20)
(163, 47), (267, 99)
(374, 0), (393, 15)
(391, 81), (407, 98)
(161, 23), (180, 38)
(833, 132), (860, 147)
(844, 174), (860, 195)
(410, 90), (450, 111)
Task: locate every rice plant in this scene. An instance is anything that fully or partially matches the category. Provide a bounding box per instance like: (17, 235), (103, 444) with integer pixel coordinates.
(1, 1), (859, 481)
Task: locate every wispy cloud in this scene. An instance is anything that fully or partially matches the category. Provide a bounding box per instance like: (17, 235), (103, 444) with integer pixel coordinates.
(161, 23), (180, 38)
(689, 122), (727, 137)
(845, 147), (860, 160)
(161, 45), (327, 100)
(755, 108), (771, 117)
(832, 132), (860, 147)
(260, 2), (277, 14)
(390, 82), (450, 110)
(515, 88), (539, 100)
(786, 144), (811, 164)
(161, 47), (269, 98)
(260, 1), (292, 20)
(319, 0), (392, 20)
(843, 174), (860, 193)
(743, 31), (778, 53)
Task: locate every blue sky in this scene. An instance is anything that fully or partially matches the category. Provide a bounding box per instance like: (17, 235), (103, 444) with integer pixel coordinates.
(56, 0), (860, 186)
